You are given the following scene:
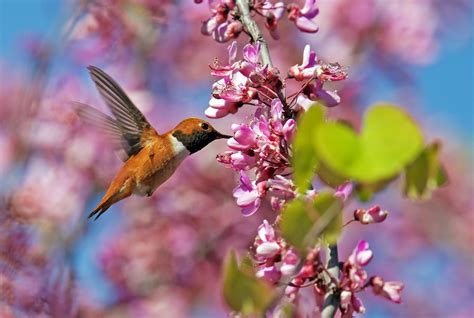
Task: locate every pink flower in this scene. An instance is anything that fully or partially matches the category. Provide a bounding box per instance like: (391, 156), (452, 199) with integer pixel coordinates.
(228, 123), (257, 150)
(354, 205), (389, 225)
(334, 181), (353, 201)
(256, 242), (280, 257)
(258, 219), (275, 241)
(205, 97), (240, 118)
(370, 276), (404, 304)
(282, 119), (296, 141)
(348, 240), (373, 267)
(256, 265), (281, 283)
(280, 249), (298, 275)
(261, 1), (285, 39)
(304, 80), (341, 107)
(288, 0), (319, 33)
(288, 44), (319, 80)
(340, 291), (366, 315)
(233, 170), (264, 216)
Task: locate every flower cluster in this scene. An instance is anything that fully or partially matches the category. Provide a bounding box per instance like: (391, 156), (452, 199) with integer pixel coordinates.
(339, 240), (404, 316)
(197, 0), (320, 42)
(289, 44), (347, 108)
(212, 41), (347, 216)
(252, 220), (298, 283)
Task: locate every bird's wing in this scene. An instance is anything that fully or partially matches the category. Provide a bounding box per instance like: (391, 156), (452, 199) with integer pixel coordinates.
(87, 65), (158, 157)
(74, 102), (131, 161)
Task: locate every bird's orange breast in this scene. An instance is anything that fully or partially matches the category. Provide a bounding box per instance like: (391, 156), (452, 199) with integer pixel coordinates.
(120, 134), (190, 196)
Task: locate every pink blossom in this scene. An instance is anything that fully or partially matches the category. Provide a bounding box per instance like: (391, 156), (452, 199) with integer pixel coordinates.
(228, 123), (257, 150)
(256, 242), (280, 257)
(340, 291), (366, 315)
(288, 0), (320, 33)
(258, 219), (275, 242)
(233, 170), (263, 216)
(354, 205), (389, 224)
(205, 97), (240, 118)
(334, 181), (353, 201)
(370, 276), (404, 304)
(256, 265), (281, 283)
(280, 249), (298, 275)
(261, 1), (285, 39)
(348, 240), (373, 267)
(304, 80), (341, 107)
(288, 44), (319, 80)
(280, 119), (294, 141)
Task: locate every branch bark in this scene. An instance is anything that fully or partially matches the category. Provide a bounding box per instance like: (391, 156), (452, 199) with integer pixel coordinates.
(321, 244), (340, 318)
(235, 0), (273, 68)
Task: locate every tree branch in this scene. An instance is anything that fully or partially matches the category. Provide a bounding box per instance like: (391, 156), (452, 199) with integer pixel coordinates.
(321, 244), (340, 318)
(235, 0), (273, 68)
(235, 3), (341, 315)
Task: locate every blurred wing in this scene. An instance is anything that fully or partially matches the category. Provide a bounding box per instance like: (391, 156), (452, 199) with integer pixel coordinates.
(74, 102), (133, 161)
(87, 65), (158, 156)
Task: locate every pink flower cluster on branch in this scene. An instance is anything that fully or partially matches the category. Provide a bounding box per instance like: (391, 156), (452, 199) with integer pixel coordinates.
(197, 0), (321, 42)
(211, 41), (346, 216)
(251, 222), (404, 315)
(339, 240), (404, 316)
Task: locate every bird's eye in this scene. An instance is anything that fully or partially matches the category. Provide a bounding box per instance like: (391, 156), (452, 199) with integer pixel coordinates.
(201, 123), (209, 130)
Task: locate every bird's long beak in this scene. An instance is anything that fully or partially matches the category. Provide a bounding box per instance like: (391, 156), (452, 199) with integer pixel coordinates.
(215, 131), (232, 139)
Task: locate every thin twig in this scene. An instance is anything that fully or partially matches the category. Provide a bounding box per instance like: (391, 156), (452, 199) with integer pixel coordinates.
(235, 0), (273, 68)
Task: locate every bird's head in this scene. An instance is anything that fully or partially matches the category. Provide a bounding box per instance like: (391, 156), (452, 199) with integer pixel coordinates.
(171, 118), (231, 154)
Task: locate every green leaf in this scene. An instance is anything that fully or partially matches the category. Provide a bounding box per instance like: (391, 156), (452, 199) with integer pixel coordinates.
(404, 142), (448, 200)
(314, 103), (424, 183)
(292, 104), (325, 193)
(222, 251), (273, 316)
(312, 191), (343, 245)
(280, 198), (316, 251)
(280, 192), (343, 251)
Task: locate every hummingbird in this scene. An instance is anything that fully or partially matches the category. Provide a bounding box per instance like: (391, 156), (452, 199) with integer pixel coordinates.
(75, 66), (231, 220)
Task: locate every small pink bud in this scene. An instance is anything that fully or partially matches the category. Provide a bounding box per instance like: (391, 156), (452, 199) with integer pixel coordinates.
(349, 240), (373, 267)
(282, 119), (296, 141)
(370, 276), (404, 304)
(354, 205), (389, 224)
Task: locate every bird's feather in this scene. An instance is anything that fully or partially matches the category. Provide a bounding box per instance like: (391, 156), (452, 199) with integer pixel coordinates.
(86, 65), (158, 157)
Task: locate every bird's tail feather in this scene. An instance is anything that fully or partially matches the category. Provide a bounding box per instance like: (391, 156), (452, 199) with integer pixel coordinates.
(88, 180), (133, 221)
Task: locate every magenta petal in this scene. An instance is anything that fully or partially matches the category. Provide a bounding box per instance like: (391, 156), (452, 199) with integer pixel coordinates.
(316, 88), (340, 107)
(234, 125), (256, 146)
(243, 43), (260, 64)
(241, 198), (260, 216)
(295, 17), (319, 33)
(256, 242), (280, 257)
(201, 17), (218, 35)
(220, 87), (244, 102)
(235, 190), (259, 206)
(301, 0), (316, 15)
(227, 138), (249, 151)
(205, 107), (228, 118)
(238, 170), (253, 189)
(273, 2), (285, 19)
(282, 119), (296, 141)
(258, 220), (275, 241)
(334, 181), (353, 201)
(227, 41), (237, 64)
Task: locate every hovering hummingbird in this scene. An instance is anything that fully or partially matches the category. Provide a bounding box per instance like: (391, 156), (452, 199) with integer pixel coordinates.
(75, 66), (231, 220)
